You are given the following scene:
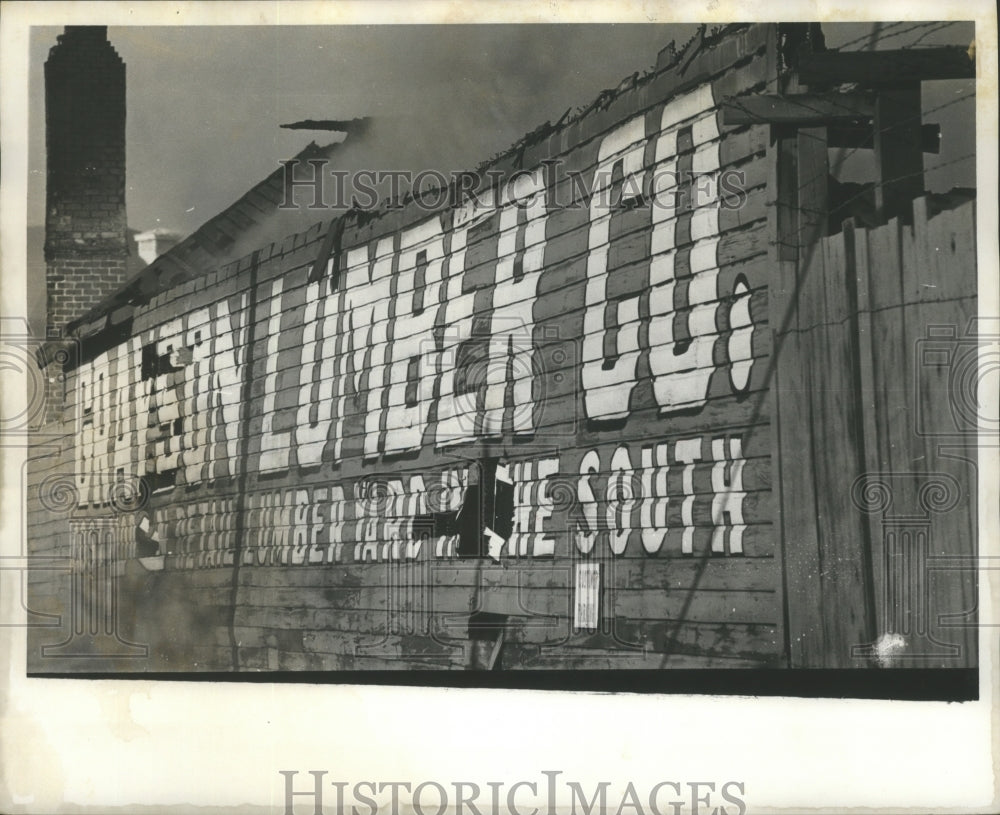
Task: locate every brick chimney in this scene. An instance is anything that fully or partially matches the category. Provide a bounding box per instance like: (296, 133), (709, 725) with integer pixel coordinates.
(45, 26), (128, 335)
(42, 26), (128, 421)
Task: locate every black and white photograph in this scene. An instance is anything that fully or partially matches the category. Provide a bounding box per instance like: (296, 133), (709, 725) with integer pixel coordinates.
(1, 2), (996, 813)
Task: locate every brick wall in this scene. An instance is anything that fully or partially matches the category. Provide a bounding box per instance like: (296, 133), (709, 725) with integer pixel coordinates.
(47, 259), (130, 340)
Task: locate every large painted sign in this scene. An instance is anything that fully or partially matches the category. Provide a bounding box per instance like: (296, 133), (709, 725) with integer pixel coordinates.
(70, 77), (769, 567)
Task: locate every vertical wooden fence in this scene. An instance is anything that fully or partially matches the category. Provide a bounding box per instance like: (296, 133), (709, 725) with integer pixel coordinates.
(774, 195), (978, 667)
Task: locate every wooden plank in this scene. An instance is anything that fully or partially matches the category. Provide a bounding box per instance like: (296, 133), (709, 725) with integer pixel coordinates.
(908, 197), (976, 304)
(506, 615), (780, 659)
(721, 93), (874, 125)
(501, 642), (772, 669)
(776, 338), (824, 665)
(233, 604), (464, 633)
(603, 586), (779, 625)
(481, 557), (778, 593)
(865, 215), (923, 665)
(588, 573), (781, 633)
(797, 47), (975, 86)
(234, 608), (435, 639)
(230, 585), (474, 615)
(810, 229), (876, 665)
(849, 219), (887, 645)
(227, 525), (776, 569)
(873, 85), (924, 224)
(913, 323), (978, 669)
(907, 197), (978, 668)
(301, 630), (463, 662)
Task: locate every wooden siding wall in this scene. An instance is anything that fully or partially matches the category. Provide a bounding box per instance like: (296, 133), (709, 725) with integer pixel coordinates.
(30, 25), (784, 672)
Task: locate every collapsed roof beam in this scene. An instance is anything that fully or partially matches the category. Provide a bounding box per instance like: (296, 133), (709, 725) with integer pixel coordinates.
(723, 94), (941, 153)
(722, 93), (874, 125)
(796, 46), (975, 85)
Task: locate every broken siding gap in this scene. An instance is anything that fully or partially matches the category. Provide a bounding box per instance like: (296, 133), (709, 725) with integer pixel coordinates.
(309, 218), (345, 285)
(109, 305), (132, 326)
(306, 220), (329, 242)
(244, 188), (280, 212)
(193, 224), (234, 253)
(222, 206), (257, 232)
(205, 215), (242, 243)
(259, 174), (286, 200)
(228, 190), (270, 218)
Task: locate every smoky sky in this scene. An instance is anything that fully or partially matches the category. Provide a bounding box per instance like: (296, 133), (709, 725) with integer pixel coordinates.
(28, 24), (700, 235)
(27, 21), (976, 255)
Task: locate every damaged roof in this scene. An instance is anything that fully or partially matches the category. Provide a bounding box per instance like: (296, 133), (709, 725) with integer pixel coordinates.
(64, 23), (756, 339)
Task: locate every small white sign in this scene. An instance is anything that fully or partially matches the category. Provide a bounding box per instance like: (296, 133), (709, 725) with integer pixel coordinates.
(574, 562), (601, 631)
(484, 526), (506, 562)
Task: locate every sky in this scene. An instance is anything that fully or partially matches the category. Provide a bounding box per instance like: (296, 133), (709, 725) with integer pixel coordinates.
(28, 22), (976, 234)
(26, 22), (976, 329)
(28, 24), (702, 235)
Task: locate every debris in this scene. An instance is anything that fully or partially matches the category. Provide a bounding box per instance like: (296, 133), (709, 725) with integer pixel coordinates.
(279, 117), (371, 135)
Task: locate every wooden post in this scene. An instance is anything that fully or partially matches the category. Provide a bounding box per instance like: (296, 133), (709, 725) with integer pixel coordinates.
(797, 126), (829, 247)
(846, 218), (885, 650)
(766, 23), (801, 666)
(873, 84), (923, 223)
(780, 125), (831, 666)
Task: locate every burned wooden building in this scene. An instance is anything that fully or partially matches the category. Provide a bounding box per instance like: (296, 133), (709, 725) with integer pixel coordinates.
(27, 23), (978, 675)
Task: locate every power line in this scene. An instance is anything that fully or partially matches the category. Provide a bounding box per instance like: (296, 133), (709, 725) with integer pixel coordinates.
(831, 150), (976, 219)
(794, 89), (976, 205)
(903, 21), (962, 49)
(832, 21), (937, 53)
